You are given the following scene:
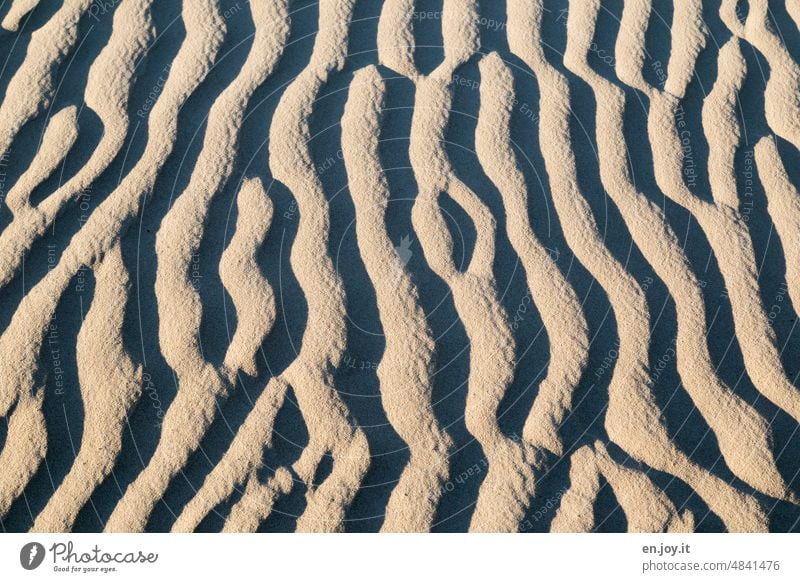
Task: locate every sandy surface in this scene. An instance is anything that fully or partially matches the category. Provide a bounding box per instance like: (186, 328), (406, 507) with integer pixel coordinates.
(0, 0), (798, 532)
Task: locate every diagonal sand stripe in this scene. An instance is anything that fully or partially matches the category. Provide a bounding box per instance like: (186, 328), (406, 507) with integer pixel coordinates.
(380, 0), (538, 533)
(32, 244), (141, 532)
(172, 377), (288, 532)
(220, 177), (277, 378)
(552, 442), (694, 532)
(2, 0), (43, 32)
(567, 0), (789, 501)
(476, 52), (589, 459)
(507, 0), (769, 531)
(5, 106), (79, 215)
(0, 0), (93, 159)
(116, 0), (292, 533)
(0, 0), (226, 527)
(342, 65), (452, 532)
(645, 5), (800, 427)
(200, 0), (371, 533)
(0, 0), (154, 289)
(754, 136), (800, 321)
(108, 0), (289, 532)
(720, 0), (800, 149)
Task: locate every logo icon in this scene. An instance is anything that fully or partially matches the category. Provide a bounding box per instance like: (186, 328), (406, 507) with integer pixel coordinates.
(20, 542), (45, 570)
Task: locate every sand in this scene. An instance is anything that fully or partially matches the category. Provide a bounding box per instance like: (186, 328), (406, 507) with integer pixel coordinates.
(342, 65), (450, 532)
(0, 0), (798, 533)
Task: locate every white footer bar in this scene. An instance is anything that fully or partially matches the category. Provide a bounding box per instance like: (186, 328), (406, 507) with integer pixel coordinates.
(1, 533), (796, 581)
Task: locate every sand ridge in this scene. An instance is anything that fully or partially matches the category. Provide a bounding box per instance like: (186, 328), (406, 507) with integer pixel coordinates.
(0, 0), (798, 532)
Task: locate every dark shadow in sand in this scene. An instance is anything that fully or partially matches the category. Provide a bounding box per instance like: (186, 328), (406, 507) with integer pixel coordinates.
(412, 0), (445, 76)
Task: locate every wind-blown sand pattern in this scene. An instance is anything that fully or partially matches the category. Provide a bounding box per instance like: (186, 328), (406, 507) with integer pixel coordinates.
(0, 0), (798, 533)
(220, 177), (277, 378)
(32, 244), (142, 532)
(5, 105), (79, 215)
(551, 442), (694, 533)
(755, 137), (800, 317)
(106, 0), (290, 533)
(0, 0), (93, 159)
(476, 52), (589, 464)
(0, 0), (153, 289)
(389, 0), (536, 533)
(508, 0), (768, 532)
(565, 0), (787, 502)
(260, 0), (370, 533)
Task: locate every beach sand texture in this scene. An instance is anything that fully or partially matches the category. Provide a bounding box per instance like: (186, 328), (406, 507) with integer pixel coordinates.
(0, 0), (799, 532)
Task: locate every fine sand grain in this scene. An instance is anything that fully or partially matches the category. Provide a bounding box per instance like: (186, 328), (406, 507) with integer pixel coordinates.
(0, 0), (798, 533)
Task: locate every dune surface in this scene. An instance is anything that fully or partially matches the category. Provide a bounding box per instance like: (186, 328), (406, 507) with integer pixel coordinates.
(0, 0), (798, 533)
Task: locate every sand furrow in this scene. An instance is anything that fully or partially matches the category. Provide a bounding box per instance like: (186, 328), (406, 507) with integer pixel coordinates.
(719, 0), (800, 345)
(639, 0), (706, 211)
(32, 244), (141, 532)
(177, 0), (371, 533)
(663, 0), (707, 98)
(567, 0), (788, 501)
(0, 0), (92, 159)
(593, 443), (695, 533)
(5, 105), (79, 215)
(0, 390), (47, 518)
(790, 0), (800, 31)
(645, 13), (800, 427)
(0, 0), (793, 534)
(0, 0), (226, 528)
(383, 0), (537, 533)
(265, 0), (369, 532)
(220, 177), (277, 377)
(435, 0), (478, 80)
(754, 136), (800, 318)
(507, 0), (768, 531)
(121, 0), (288, 534)
(699, 39), (800, 423)
(413, 79), (535, 532)
(98, 1), (235, 532)
(222, 468), (293, 533)
(633, 0), (705, 210)
(342, 65), (452, 532)
(552, 443), (694, 532)
(2, 0), (42, 31)
(703, 40), (744, 209)
(613, 0), (652, 96)
(550, 446), (601, 532)
(0, 260), (73, 520)
(0, 0), (221, 524)
(172, 377), (288, 532)
(0, 0), (154, 289)
(720, 0), (800, 149)
(475, 53), (589, 458)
